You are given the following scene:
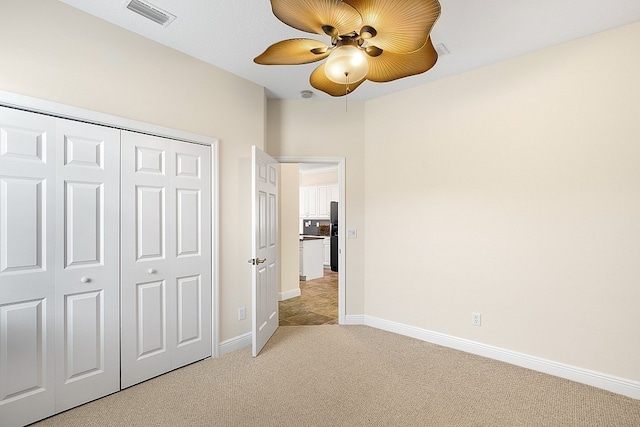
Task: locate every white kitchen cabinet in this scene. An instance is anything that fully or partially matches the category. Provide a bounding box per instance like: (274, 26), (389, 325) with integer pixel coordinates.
(317, 185), (330, 217)
(323, 237), (331, 267)
(299, 242), (304, 276)
(330, 184), (339, 203)
(299, 186), (318, 218)
(299, 238), (324, 281)
(300, 183), (338, 219)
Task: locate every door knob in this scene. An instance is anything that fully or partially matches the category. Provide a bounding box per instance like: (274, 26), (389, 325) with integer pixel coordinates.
(80, 277), (91, 283)
(248, 258), (266, 265)
(148, 269), (157, 274)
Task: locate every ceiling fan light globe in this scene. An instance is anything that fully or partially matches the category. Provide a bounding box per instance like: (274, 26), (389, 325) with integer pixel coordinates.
(324, 45), (369, 84)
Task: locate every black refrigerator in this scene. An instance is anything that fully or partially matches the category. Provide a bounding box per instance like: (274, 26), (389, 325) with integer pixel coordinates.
(330, 201), (338, 272)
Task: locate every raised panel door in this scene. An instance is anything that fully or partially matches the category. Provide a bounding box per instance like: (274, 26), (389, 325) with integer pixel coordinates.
(121, 132), (211, 387)
(251, 146), (279, 356)
(0, 107), (56, 427)
(54, 118), (120, 412)
(121, 132), (171, 388)
(171, 141), (211, 368)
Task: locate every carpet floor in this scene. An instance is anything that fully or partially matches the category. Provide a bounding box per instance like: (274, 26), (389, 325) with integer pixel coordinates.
(31, 326), (640, 426)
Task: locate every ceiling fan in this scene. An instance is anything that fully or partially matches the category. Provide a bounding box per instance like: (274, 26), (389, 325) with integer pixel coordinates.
(254, 0), (441, 97)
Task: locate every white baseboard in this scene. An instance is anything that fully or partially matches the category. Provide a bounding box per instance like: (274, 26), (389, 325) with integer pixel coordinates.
(362, 315), (640, 400)
(344, 314), (365, 325)
(219, 332), (252, 356)
(279, 288), (301, 301)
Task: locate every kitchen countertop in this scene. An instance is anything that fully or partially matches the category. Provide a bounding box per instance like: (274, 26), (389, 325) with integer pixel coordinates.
(299, 235), (326, 241)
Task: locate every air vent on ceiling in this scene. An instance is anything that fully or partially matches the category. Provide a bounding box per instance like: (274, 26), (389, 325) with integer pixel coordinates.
(435, 43), (450, 56)
(125, 0), (176, 27)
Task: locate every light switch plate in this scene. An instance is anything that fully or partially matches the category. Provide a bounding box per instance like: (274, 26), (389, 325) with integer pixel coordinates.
(347, 228), (357, 238)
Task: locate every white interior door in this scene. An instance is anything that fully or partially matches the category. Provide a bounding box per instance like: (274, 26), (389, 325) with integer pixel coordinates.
(121, 131), (211, 388)
(0, 107), (57, 426)
(251, 146), (279, 357)
(54, 118), (120, 411)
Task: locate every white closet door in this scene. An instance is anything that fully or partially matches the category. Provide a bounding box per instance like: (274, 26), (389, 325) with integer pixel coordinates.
(120, 131), (211, 388)
(171, 140), (211, 368)
(0, 107), (57, 426)
(54, 119), (120, 411)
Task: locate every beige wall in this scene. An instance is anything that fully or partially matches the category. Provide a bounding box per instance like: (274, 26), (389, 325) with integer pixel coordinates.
(300, 169), (339, 186)
(0, 0), (265, 342)
(279, 164), (300, 296)
(266, 100), (366, 315)
(5, 0), (638, 386)
(364, 22), (640, 381)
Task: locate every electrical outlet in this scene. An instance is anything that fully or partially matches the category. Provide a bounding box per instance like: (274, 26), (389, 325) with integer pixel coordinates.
(471, 312), (481, 326)
(238, 307), (246, 320)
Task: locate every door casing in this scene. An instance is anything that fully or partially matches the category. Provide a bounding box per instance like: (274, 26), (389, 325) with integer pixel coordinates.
(275, 156), (346, 325)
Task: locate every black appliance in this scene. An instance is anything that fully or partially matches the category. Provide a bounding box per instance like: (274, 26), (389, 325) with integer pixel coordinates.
(330, 201), (338, 272)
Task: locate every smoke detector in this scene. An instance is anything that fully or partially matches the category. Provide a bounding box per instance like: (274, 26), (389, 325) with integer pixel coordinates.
(125, 0), (176, 27)
(300, 90), (313, 99)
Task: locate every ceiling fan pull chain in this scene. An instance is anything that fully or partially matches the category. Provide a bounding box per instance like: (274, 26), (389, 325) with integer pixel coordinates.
(345, 72), (349, 112)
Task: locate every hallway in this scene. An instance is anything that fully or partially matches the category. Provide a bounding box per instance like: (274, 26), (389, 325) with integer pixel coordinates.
(279, 269), (338, 326)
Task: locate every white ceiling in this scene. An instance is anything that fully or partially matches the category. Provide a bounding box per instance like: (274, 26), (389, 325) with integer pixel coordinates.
(59, 0), (640, 102)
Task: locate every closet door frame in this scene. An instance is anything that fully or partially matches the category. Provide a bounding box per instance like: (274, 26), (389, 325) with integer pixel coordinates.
(0, 90), (220, 359)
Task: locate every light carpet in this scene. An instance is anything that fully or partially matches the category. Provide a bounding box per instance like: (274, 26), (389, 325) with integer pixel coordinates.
(32, 326), (640, 426)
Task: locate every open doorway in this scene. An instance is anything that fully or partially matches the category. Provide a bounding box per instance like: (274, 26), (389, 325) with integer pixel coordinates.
(275, 158), (346, 325)
(280, 270), (338, 325)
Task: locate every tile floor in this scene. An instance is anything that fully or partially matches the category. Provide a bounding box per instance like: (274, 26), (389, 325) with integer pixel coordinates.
(279, 268), (338, 326)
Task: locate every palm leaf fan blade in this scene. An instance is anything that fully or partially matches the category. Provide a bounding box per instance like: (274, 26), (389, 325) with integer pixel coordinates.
(366, 37), (438, 82)
(310, 63), (366, 97)
(343, 0), (441, 53)
(254, 39), (331, 65)
(269, 0), (363, 36)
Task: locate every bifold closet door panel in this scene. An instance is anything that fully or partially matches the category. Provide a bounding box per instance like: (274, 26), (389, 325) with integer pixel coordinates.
(121, 132), (172, 388)
(54, 119), (120, 412)
(0, 107), (57, 426)
(120, 132), (211, 389)
(171, 140), (211, 369)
